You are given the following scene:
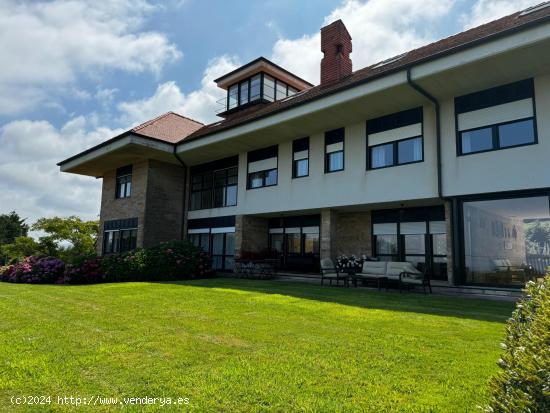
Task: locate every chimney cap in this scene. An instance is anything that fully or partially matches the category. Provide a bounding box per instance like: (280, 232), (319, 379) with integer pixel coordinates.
(321, 19), (352, 40)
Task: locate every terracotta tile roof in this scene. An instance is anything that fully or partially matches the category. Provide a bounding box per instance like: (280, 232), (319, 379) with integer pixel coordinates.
(180, 5), (550, 144)
(131, 111), (203, 143)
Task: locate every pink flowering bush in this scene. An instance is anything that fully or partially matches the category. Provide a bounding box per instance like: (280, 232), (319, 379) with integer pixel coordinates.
(61, 256), (105, 284)
(0, 240), (213, 284)
(0, 256), (64, 283)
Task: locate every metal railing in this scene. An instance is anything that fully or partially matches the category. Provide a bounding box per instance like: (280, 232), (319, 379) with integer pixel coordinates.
(216, 83), (295, 113)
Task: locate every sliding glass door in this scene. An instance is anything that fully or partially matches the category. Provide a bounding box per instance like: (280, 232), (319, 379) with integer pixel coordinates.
(372, 207), (448, 280)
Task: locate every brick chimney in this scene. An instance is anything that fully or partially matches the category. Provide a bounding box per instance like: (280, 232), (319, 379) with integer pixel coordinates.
(320, 19), (352, 85)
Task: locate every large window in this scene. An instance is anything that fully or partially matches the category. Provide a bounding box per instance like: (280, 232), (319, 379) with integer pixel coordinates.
(456, 78), (536, 155)
(103, 218), (138, 254)
(367, 107), (423, 169)
(292, 137), (309, 178)
(189, 157), (239, 211)
(372, 206), (448, 280)
(225, 73), (297, 111)
(461, 194), (550, 287)
(213, 168), (238, 208)
(268, 222), (320, 272)
(247, 145), (278, 189)
(325, 128), (344, 173)
(115, 165), (132, 199)
(188, 224), (235, 271)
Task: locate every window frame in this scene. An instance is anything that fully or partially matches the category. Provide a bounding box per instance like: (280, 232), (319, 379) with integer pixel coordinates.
(115, 165), (132, 199)
(292, 137), (309, 179)
(454, 78), (538, 157)
(103, 227), (137, 255)
(324, 128), (345, 174)
(246, 145), (278, 190)
(190, 166), (238, 211)
(368, 135), (424, 170)
(457, 116), (537, 156)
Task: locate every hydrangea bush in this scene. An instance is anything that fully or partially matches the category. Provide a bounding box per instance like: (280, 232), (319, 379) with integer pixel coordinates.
(0, 240), (213, 285)
(0, 256), (64, 283)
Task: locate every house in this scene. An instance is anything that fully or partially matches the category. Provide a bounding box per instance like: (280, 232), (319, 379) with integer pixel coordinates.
(59, 3), (550, 289)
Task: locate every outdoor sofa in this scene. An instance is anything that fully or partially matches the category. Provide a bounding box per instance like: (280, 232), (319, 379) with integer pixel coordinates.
(356, 261), (432, 293)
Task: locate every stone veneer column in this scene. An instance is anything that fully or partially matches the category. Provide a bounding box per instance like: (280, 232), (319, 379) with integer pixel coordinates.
(234, 215), (269, 258)
(334, 211), (372, 257)
(444, 200), (455, 285)
(320, 209), (336, 261)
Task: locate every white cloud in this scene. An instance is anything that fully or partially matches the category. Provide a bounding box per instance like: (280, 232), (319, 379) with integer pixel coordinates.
(118, 55), (241, 125)
(462, 0), (538, 29)
(272, 0), (456, 83)
(0, 0), (181, 115)
(0, 116), (122, 224)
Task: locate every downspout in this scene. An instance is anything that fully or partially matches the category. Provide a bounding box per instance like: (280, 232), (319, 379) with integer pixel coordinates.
(173, 145), (188, 241)
(406, 67), (443, 199)
(406, 68), (460, 285)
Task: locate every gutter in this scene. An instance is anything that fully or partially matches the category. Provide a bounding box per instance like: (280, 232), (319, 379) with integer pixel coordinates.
(173, 147), (189, 241)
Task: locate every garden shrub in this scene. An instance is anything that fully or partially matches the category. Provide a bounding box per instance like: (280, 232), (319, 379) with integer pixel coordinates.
(142, 240), (213, 280)
(62, 256), (105, 284)
(0, 240), (213, 284)
(485, 274), (550, 413)
(0, 256), (64, 284)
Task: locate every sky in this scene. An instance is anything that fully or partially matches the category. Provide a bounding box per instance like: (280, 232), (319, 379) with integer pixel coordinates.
(0, 0), (540, 227)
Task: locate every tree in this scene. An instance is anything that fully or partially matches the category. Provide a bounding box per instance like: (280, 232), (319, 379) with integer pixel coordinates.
(525, 220), (550, 255)
(1, 236), (41, 263)
(31, 216), (99, 260)
(0, 211), (29, 245)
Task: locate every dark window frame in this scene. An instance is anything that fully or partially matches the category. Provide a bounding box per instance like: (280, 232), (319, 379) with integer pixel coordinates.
(190, 166), (238, 211)
(454, 188), (550, 288)
(292, 137), (309, 179)
(115, 165), (132, 199)
(324, 128), (345, 174)
(368, 135), (424, 170)
(457, 116), (537, 156)
(103, 227), (137, 254)
(246, 145), (278, 190)
(454, 78), (538, 157)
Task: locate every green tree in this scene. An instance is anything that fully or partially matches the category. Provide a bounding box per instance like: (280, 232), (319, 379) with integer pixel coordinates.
(1, 236), (40, 263)
(32, 216), (99, 261)
(525, 220), (550, 255)
(0, 211), (29, 245)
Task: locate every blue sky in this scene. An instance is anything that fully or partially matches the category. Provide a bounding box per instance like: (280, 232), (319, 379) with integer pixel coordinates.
(0, 0), (538, 225)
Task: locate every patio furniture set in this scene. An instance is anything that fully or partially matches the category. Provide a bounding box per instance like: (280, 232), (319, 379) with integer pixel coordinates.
(320, 258), (432, 294)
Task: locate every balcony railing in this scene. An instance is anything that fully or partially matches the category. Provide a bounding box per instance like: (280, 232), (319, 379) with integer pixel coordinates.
(216, 83), (296, 114)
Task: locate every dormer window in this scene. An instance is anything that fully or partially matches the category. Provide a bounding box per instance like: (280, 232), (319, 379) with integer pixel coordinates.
(214, 57), (313, 116)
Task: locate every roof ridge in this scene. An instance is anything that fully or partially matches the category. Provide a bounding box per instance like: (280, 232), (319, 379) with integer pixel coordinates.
(166, 111), (205, 126)
(131, 112), (173, 132)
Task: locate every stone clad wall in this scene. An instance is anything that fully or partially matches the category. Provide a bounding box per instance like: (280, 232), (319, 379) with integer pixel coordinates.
(144, 160), (186, 248)
(334, 211), (372, 257)
(97, 160), (149, 255)
(235, 215), (269, 257)
(97, 159), (186, 255)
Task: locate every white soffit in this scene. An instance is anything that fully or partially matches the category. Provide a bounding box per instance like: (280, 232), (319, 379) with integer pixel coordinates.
(458, 98), (533, 131)
(368, 123), (422, 146)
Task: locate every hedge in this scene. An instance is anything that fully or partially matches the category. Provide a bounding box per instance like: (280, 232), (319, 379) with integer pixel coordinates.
(485, 274), (550, 412)
(0, 240), (213, 285)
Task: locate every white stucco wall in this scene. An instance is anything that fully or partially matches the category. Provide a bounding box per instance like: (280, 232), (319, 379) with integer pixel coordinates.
(440, 74), (550, 197)
(188, 104), (439, 219)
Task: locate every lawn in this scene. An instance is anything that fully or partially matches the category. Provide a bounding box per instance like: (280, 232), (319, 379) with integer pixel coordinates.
(0, 279), (514, 412)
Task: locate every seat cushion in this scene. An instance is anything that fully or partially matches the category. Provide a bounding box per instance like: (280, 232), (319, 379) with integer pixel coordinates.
(361, 261), (387, 275)
(386, 262), (421, 277)
(322, 272), (340, 278)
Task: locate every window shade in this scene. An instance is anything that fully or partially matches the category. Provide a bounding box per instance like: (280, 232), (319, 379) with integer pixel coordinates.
(400, 222), (426, 234)
(373, 223), (397, 235)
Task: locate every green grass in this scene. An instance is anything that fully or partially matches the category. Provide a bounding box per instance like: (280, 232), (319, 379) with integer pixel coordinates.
(0, 279), (514, 412)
